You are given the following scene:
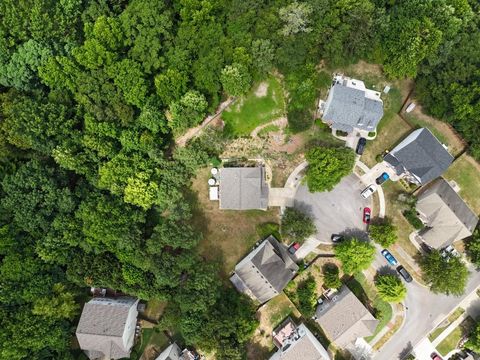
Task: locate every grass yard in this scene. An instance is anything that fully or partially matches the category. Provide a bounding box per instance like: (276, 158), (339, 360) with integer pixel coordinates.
(248, 293), (301, 359)
(191, 168), (280, 275)
(143, 299), (167, 322)
(436, 316), (475, 356)
(429, 308), (465, 342)
(131, 328), (169, 360)
(346, 273), (393, 343)
(222, 76), (286, 137)
(444, 154), (480, 215)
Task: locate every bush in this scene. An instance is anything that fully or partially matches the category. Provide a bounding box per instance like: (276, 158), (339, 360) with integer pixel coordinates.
(287, 107), (313, 133)
(466, 230), (480, 267)
(402, 209), (424, 230)
(375, 154), (384, 163)
(322, 263), (341, 289)
(369, 219), (397, 247)
(281, 208), (316, 243)
(305, 146), (355, 192)
(375, 274), (406, 303)
(296, 274), (317, 317)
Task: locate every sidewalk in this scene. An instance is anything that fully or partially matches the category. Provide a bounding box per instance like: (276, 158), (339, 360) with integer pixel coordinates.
(369, 303), (405, 348)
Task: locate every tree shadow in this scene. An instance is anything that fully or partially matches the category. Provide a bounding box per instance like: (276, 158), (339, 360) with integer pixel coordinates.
(375, 265), (399, 277)
(399, 341), (413, 359)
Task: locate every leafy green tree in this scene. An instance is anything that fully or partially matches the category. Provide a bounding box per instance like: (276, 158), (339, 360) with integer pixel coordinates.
(375, 274), (407, 303)
(169, 90), (208, 133)
(420, 250), (469, 295)
(465, 320), (480, 353)
(323, 263), (342, 289)
(32, 284), (79, 320)
(279, 2), (313, 36)
(296, 274), (317, 317)
(305, 147), (355, 192)
(220, 63), (252, 96)
(281, 207), (316, 243)
(466, 230), (480, 267)
(251, 39), (275, 75)
(334, 239), (376, 274)
(369, 219), (397, 247)
(155, 68), (188, 105)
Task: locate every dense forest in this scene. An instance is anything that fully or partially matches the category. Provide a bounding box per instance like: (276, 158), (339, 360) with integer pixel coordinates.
(0, 0), (479, 359)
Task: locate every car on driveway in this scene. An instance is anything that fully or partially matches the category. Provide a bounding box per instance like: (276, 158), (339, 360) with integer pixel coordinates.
(363, 207), (371, 224)
(397, 265), (413, 283)
(331, 234), (344, 243)
(288, 242), (300, 254)
(381, 249), (398, 266)
(375, 172), (390, 185)
(360, 184), (376, 199)
(431, 352), (442, 360)
(356, 137), (367, 155)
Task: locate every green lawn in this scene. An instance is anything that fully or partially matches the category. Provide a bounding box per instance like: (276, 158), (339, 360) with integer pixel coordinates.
(429, 308), (465, 342)
(130, 328), (169, 360)
(347, 273), (393, 343)
(222, 75), (286, 136)
(436, 316), (475, 356)
(444, 155), (480, 215)
(405, 114), (449, 146)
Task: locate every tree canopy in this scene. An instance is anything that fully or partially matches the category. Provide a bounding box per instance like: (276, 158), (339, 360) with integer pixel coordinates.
(369, 218), (397, 248)
(334, 239), (376, 274)
(281, 207), (316, 243)
(420, 250), (469, 296)
(375, 274), (407, 303)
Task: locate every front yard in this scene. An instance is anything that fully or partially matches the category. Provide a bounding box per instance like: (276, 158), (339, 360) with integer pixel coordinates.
(436, 316), (476, 356)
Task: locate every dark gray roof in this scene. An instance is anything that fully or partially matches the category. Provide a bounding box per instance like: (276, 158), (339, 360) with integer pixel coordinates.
(416, 178), (478, 248)
(315, 286), (378, 347)
(323, 82), (383, 132)
(232, 236), (298, 303)
(219, 167), (269, 210)
(384, 128), (453, 184)
(76, 297), (138, 360)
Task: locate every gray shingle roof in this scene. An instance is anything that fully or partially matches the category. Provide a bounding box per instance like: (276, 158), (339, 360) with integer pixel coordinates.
(416, 178), (479, 249)
(315, 286), (378, 348)
(323, 81), (383, 132)
(270, 323), (331, 360)
(232, 236), (298, 303)
(384, 128), (453, 184)
(156, 343), (182, 360)
(219, 167), (269, 210)
(76, 297), (138, 360)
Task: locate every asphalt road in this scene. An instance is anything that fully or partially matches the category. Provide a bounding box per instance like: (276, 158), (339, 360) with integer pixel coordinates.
(293, 174), (371, 243)
(374, 262), (480, 360)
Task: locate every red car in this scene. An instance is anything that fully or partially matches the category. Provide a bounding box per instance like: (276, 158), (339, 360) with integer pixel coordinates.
(288, 242), (300, 254)
(363, 207), (371, 224)
(431, 353), (442, 360)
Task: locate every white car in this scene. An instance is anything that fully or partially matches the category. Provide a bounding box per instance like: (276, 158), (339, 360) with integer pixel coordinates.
(361, 184), (377, 199)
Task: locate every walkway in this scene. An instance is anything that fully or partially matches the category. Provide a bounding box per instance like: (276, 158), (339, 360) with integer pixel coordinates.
(175, 97), (236, 147)
(250, 117), (287, 138)
(356, 160), (386, 218)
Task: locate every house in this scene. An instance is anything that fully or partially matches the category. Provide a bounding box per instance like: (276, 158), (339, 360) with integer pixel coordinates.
(270, 319), (331, 360)
(416, 178), (478, 249)
(76, 297), (139, 360)
(230, 235), (298, 304)
(155, 343), (198, 360)
(384, 128), (453, 185)
(219, 167), (269, 210)
(315, 286), (378, 349)
(321, 74), (384, 134)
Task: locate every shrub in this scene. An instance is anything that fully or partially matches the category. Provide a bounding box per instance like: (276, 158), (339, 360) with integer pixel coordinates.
(322, 263), (341, 289)
(296, 274), (317, 317)
(369, 218), (398, 247)
(402, 209), (424, 230)
(281, 208), (316, 243)
(287, 107), (313, 133)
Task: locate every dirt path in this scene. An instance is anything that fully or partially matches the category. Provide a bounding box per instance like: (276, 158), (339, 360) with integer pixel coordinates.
(250, 117), (288, 138)
(175, 97), (236, 147)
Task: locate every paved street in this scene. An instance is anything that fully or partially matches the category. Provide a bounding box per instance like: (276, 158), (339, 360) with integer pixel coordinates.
(293, 174), (371, 243)
(374, 263), (480, 359)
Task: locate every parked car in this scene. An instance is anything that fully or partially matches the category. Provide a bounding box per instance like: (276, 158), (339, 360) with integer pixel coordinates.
(363, 207), (371, 224)
(356, 137), (367, 155)
(361, 184), (376, 199)
(430, 352), (442, 360)
(288, 242), (300, 254)
(397, 265), (413, 283)
(331, 234), (344, 243)
(375, 172), (390, 185)
(381, 249), (398, 266)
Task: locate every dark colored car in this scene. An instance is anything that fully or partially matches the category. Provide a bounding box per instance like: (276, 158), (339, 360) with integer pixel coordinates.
(397, 265), (413, 283)
(356, 137), (367, 155)
(431, 352), (442, 360)
(288, 242), (300, 254)
(363, 207), (371, 224)
(331, 234), (344, 243)
(375, 172), (390, 185)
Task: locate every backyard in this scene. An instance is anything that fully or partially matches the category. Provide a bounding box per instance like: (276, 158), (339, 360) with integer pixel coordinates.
(222, 75), (286, 137)
(191, 167), (280, 274)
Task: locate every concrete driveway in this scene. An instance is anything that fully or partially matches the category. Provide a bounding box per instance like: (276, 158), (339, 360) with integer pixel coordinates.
(293, 174), (372, 243)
